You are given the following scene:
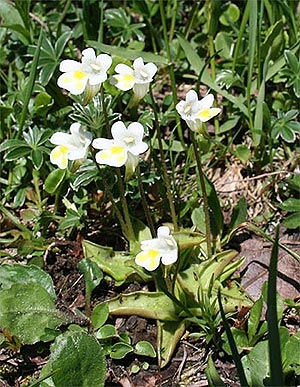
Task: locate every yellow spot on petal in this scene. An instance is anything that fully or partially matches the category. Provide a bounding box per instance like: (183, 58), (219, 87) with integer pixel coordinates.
(73, 70), (88, 80)
(199, 108), (212, 119)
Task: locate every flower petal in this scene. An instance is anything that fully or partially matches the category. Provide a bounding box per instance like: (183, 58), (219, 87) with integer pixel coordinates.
(157, 226), (171, 238)
(92, 138), (114, 150)
(111, 73), (136, 91)
(59, 60), (82, 72)
(96, 54), (113, 71)
(198, 107), (221, 122)
(81, 48), (96, 63)
(50, 132), (73, 146)
(115, 63), (134, 75)
(57, 71), (88, 95)
(95, 146), (127, 167)
(50, 146), (69, 169)
(111, 121), (127, 141)
(161, 249), (178, 266)
(185, 90), (198, 102)
(199, 94), (214, 110)
(135, 249), (161, 271)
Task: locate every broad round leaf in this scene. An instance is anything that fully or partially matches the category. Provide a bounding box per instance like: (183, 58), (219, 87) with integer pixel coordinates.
(40, 332), (106, 387)
(0, 282), (65, 344)
(134, 341), (156, 357)
(0, 264), (56, 300)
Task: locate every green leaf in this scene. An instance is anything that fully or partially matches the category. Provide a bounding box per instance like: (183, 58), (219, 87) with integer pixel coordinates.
(283, 212), (300, 229)
(242, 340), (269, 386)
(19, 29), (43, 133)
(44, 169), (66, 194)
(219, 115), (240, 133)
(248, 296), (263, 343)
(39, 63), (58, 86)
(88, 40), (167, 64)
(0, 139), (26, 152)
(54, 31), (73, 58)
(134, 341), (156, 358)
(229, 197), (247, 231)
(261, 20), (283, 60)
(222, 328), (249, 355)
(82, 240), (150, 284)
(31, 149), (43, 170)
(104, 291), (180, 321)
(91, 303), (109, 331)
(205, 356), (227, 386)
(0, 264), (56, 300)
(96, 324), (117, 340)
(234, 144), (251, 162)
(40, 332), (106, 387)
(284, 49), (299, 74)
(110, 342), (133, 359)
(5, 145), (31, 160)
(219, 3), (240, 26)
(0, 1), (24, 26)
(0, 283), (65, 344)
(34, 92), (53, 116)
(278, 198), (300, 212)
(157, 320), (186, 368)
(78, 258), (103, 299)
(215, 31), (233, 59)
(281, 126), (296, 143)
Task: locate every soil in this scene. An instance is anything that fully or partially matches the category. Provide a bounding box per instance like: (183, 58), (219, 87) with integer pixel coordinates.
(0, 231), (299, 387)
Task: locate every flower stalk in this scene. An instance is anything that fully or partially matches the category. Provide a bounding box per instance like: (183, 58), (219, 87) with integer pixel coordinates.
(191, 131), (213, 259)
(136, 163), (156, 238)
(149, 84), (179, 232)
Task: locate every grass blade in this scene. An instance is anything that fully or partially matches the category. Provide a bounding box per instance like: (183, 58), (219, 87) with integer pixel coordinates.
(217, 289), (249, 387)
(267, 228), (284, 386)
(246, 0), (257, 133)
(18, 28), (43, 136)
(205, 356), (227, 387)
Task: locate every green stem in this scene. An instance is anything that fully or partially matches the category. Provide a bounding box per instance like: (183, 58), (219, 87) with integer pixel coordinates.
(116, 167), (136, 244)
(191, 131), (212, 259)
(158, 0), (185, 148)
(100, 85), (110, 137)
(91, 152), (128, 241)
(149, 85), (179, 232)
(32, 169), (42, 212)
(136, 164), (156, 238)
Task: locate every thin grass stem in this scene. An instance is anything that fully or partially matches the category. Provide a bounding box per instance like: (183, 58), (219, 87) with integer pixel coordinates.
(158, 0), (185, 147)
(149, 85), (179, 232)
(136, 163), (156, 238)
(191, 132), (212, 259)
(267, 228), (284, 386)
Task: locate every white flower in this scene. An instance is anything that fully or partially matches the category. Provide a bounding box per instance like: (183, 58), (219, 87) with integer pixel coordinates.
(92, 121), (148, 174)
(50, 123), (92, 169)
(111, 57), (157, 100)
(57, 48), (112, 96)
(135, 226), (178, 271)
(176, 90), (221, 132)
